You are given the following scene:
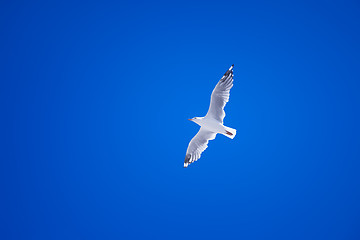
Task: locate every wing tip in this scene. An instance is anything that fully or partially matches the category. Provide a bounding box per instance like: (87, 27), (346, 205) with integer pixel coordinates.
(184, 154), (191, 168)
(222, 65), (233, 80)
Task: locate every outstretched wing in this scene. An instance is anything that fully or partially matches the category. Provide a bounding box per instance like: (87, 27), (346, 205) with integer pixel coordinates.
(205, 64), (234, 123)
(184, 128), (217, 168)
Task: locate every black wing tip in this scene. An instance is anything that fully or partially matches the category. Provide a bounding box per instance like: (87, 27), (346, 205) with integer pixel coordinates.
(184, 154), (191, 168)
(222, 65), (234, 79)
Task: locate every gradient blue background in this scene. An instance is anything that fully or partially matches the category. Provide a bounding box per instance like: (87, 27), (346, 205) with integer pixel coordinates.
(1, 0), (360, 239)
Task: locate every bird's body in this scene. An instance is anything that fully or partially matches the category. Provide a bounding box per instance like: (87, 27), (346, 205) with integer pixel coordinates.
(189, 117), (236, 139)
(184, 65), (236, 168)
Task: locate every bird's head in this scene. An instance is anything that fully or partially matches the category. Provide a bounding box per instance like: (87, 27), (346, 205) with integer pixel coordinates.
(188, 117), (203, 124)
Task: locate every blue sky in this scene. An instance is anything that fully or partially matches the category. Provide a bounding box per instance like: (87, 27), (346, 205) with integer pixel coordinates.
(1, 0), (360, 239)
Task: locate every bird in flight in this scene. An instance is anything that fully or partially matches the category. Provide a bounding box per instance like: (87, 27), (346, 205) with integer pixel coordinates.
(184, 64), (237, 168)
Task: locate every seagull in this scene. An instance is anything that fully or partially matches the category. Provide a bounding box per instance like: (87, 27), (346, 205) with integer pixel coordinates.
(184, 64), (237, 168)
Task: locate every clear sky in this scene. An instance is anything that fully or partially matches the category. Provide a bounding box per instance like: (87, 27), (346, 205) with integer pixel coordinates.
(1, 0), (360, 239)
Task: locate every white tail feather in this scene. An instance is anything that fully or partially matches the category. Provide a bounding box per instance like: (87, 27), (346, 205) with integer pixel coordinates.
(223, 126), (236, 139)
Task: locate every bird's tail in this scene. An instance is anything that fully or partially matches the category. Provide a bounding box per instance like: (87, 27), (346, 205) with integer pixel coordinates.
(223, 126), (236, 139)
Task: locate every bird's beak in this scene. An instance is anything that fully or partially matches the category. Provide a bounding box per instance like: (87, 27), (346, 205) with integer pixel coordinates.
(188, 118), (193, 121)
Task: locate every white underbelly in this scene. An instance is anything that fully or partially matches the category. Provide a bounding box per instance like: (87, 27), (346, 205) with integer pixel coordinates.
(201, 118), (224, 133)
